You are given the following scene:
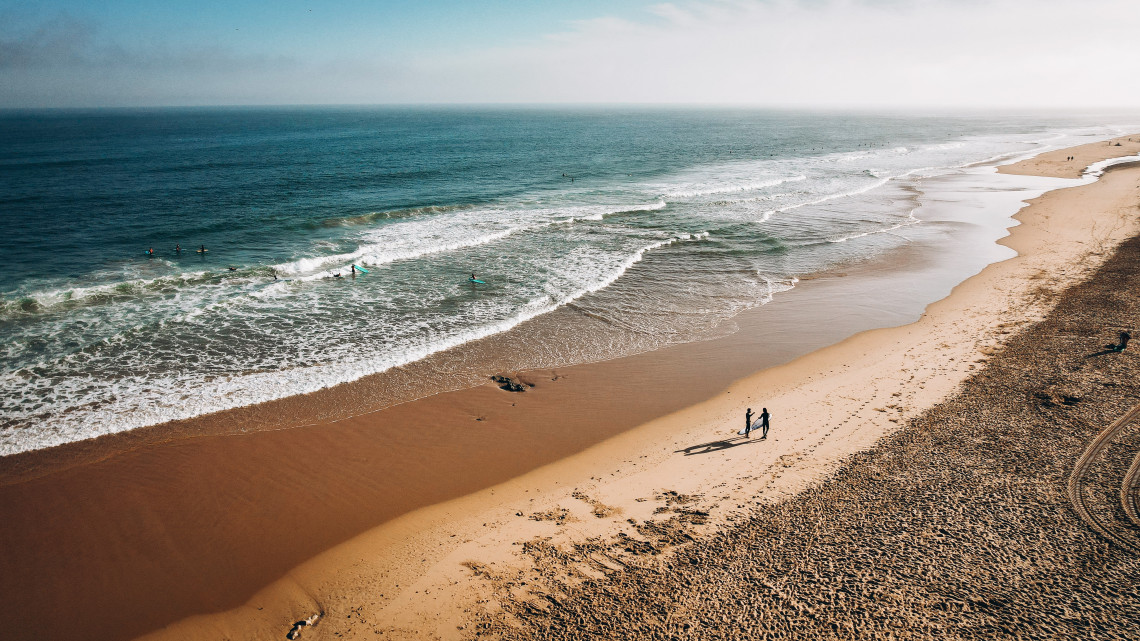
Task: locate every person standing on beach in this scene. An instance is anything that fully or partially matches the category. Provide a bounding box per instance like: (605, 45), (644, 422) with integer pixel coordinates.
(745, 408), (754, 437)
(760, 408), (771, 439)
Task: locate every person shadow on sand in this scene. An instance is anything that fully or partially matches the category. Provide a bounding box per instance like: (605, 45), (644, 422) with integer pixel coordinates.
(676, 437), (757, 456)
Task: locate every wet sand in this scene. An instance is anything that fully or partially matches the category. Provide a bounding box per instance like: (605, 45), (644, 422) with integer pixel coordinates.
(1, 135), (1139, 641)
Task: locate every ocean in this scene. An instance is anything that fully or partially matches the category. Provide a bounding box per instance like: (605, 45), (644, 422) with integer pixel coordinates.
(0, 107), (1133, 455)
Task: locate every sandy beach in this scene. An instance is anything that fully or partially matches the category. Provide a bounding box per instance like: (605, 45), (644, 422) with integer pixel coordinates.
(476, 230), (1140, 640)
(2, 135), (1140, 641)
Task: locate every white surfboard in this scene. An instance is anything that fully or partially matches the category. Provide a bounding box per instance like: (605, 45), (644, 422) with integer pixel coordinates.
(737, 414), (770, 435)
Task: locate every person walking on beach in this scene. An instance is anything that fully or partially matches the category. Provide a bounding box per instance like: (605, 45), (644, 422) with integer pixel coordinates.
(744, 408), (754, 438)
(760, 408), (771, 439)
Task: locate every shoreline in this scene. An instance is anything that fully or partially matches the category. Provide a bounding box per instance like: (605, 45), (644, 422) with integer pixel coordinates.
(471, 231), (1140, 639)
(2, 135), (1140, 641)
(5, 134), (1135, 473)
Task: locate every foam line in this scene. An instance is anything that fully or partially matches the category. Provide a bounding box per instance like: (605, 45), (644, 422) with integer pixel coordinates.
(274, 201), (667, 278)
(0, 232), (707, 456)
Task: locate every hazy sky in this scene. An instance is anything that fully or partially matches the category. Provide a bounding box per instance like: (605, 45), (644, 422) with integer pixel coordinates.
(2, 0), (1139, 108)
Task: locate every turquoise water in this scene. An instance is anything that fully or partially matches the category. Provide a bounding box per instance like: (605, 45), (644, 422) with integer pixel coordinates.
(0, 107), (1131, 453)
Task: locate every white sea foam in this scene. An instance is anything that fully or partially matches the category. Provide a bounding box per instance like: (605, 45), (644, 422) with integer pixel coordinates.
(757, 274), (798, 304)
(827, 217), (919, 244)
(1, 270), (215, 314)
(1083, 154), (1140, 178)
(759, 175), (894, 222)
(0, 231), (706, 456)
(7, 123), (1133, 456)
(272, 201), (667, 279)
(658, 175), (806, 199)
(925, 141), (965, 151)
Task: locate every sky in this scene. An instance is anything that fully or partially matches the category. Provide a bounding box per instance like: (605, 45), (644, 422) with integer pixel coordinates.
(2, 0), (1139, 108)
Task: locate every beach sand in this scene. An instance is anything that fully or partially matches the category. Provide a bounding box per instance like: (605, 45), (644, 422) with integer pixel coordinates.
(474, 231), (1140, 640)
(2, 135), (1139, 641)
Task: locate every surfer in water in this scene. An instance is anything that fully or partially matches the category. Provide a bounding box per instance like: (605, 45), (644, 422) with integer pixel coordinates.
(199, 244), (206, 253)
(175, 244), (181, 254)
(146, 248), (154, 257)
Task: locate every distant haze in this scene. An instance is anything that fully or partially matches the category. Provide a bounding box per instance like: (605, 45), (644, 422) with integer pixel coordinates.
(2, 0), (1139, 108)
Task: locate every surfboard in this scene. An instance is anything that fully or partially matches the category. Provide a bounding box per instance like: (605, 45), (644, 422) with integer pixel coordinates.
(737, 417), (765, 435)
(469, 278), (486, 284)
(196, 249), (208, 253)
(353, 265), (369, 273)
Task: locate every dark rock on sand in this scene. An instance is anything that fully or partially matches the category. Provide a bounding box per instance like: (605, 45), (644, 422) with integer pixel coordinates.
(492, 375), (530, 392)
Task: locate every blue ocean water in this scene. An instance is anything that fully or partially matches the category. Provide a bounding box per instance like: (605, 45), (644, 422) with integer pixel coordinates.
(0, 107), (1131, 453)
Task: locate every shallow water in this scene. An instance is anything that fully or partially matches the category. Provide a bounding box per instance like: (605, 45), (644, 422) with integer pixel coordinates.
(0, 107), (1132, 454)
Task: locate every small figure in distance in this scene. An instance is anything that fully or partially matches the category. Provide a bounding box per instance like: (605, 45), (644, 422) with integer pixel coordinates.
(1106, 330), (1131, 353)
(175, 244), (181, 253)
(146, 248), (154, 256)
(760, 407), (771, 439)
(199, 244), (207, 253)
(227, 266), (237, 271)
(744, 407), (754, 438)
